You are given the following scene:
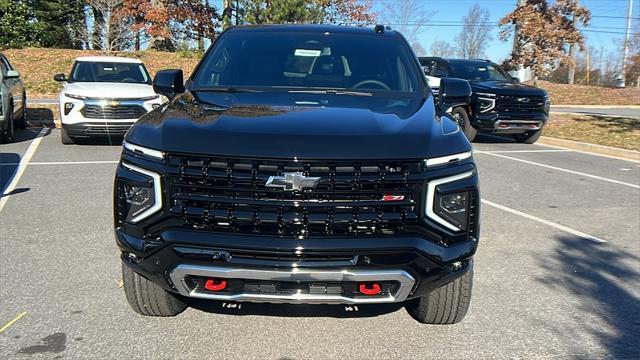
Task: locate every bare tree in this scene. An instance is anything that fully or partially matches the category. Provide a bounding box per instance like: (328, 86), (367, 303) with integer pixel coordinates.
(430, 40), (457, 58)
(76, 0), (132, 53)
(455, 4), (493, 59)
(412, 42), (426, 57)
(379, 0), (436, 45)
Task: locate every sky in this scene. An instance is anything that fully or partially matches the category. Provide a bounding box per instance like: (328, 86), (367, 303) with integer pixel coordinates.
(374, 0), (638, 62)
(210, 0), (638, 63)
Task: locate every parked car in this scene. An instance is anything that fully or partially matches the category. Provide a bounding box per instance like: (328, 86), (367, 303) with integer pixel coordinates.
(54, 56), (163, 144)
(420, 57), (550, 143)
(114, 25), (480, 324)
(0, 53), (26, 143)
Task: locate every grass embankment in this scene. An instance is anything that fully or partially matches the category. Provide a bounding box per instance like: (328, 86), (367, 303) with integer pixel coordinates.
(3, 47), (202, 98)
(544, 114), (640, 151)
(533, 80), (640, 106)
(5, 48), (640, 105)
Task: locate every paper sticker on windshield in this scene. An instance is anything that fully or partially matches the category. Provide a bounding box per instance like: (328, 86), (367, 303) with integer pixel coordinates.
(295, 49), (321, 57)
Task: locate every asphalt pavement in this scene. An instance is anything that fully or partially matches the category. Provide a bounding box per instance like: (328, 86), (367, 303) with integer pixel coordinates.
(0, 129), (639, 359)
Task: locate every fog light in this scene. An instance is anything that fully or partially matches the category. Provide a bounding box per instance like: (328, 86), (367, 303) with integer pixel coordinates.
(152, 104), (161, 109)
(64, 102), (74, 115)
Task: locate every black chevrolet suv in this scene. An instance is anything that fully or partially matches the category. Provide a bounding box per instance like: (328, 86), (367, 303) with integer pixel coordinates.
(420, 57), (550, 143)
(114, 25), (480, 324)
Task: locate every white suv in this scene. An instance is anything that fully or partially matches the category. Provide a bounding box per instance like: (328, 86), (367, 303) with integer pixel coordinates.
(54, 56), (163, 144)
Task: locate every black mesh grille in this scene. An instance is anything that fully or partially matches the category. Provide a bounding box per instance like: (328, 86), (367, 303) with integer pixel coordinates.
(495, 95), (545, 113)
(164, 154), (424, 238)
(81, 104), (147, 119)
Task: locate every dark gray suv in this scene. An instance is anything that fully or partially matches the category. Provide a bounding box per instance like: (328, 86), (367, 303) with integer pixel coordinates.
(1, 53), (27, 143)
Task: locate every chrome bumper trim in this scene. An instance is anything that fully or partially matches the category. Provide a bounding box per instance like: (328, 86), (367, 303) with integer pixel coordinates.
(169, 265), (415, 304)
(494, 120), (543, 130)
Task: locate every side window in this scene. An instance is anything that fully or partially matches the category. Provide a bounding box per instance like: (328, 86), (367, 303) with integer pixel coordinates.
(201, 46), (230, 86)
(0, 57), (7, 76)
(431, 61), (449, 78)
(2, 56), (13, 70)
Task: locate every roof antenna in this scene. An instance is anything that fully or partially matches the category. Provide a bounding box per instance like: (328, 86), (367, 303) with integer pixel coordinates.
(374, 24), (385, 34)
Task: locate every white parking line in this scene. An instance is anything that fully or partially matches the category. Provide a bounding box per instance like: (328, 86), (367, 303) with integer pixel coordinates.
(475, 151), (640, 189)
(474, 149), (572, 154)
(482, 199), (608, 243)
(0, 160), (119, 166)
(0, 128), (48, 212)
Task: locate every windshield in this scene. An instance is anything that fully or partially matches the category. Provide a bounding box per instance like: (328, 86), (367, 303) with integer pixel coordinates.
(70, 61), (151, 84)
(193, 31), (422, 94)
(449, 62), (513, 82)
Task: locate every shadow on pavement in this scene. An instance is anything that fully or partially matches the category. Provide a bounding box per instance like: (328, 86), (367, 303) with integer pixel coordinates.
(27, 106), (56, 128)
(537, 235), (640, 359)
(473, 133), (515, 144)
(189, 299), (405, 319)
(0, 153), (21, 193)
(7, 127), (50, 144)
(73, 135), (124, 147)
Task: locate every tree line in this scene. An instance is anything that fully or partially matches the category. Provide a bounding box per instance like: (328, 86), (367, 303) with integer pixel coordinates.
(0, 0), (376, 52)
(1, 0), (637, 86)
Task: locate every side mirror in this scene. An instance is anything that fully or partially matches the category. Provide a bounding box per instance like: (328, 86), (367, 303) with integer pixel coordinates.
(153, 69), (184, 100)
(6, 70), (20, 79)
(53, 73), (67, 82)
(438, 77), (471, 113)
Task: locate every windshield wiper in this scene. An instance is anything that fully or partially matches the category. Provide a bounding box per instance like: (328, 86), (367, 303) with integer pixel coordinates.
(195, 87), (261, 93)
(288, 89), (372, 97)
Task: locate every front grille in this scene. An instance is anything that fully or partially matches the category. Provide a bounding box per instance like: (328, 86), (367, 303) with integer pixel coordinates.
(495, 95), (545, 113)
(81, 104), (147, 120)
(164, 154), (424, 238)
(82, 123), (134, 135)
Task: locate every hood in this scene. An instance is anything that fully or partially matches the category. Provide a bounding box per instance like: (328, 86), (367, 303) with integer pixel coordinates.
(62, 82), (156, 99)
(470, 81), (547, 96)
(126, 90), (471, 160)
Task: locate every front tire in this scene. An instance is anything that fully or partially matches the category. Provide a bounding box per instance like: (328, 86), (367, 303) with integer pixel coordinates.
(451, 107), (477, 142)
(405, 265), (473, 324)
(122, 262), (187, 317)
(15, 92), (27, 129)
(1, 105), (15, 143)
(514, 129), (542, 144)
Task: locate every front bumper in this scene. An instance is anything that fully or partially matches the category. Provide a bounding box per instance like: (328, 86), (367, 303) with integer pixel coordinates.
(116, 228), (476, 304)
(473, 112), (548, 135)
(62, 122), (135, 138)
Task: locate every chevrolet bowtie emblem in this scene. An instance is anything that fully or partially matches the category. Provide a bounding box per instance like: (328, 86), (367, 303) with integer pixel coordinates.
(265, 172), (321, 191)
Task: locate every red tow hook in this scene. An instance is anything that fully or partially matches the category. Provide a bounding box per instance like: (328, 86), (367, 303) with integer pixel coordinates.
(358, 283), (381, 295)
(204, 278), (227, 291)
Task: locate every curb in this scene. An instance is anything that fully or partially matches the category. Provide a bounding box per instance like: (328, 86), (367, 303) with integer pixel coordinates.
(538, 136), (640, 162)
(551, 105), (640, 109)
(549, 111), (638, 120)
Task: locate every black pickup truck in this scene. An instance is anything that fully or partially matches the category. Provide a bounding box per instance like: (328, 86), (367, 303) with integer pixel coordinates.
(420, 57), (550, 143)
(114, 25), (480, 324)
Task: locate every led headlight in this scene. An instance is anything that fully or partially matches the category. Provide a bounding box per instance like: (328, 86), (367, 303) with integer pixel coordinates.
(64, 93), (88, 100)
(120, 163), (162, 223)
(434, 191), (470, 230)
(426, 171), (474, 231)
(123, 140), (164, 160)
(476, 92), (496, 113)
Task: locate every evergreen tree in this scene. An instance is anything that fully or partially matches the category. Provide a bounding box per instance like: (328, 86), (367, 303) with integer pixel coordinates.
(31, 0), (87, 49)
(0, 0), (39, 48)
